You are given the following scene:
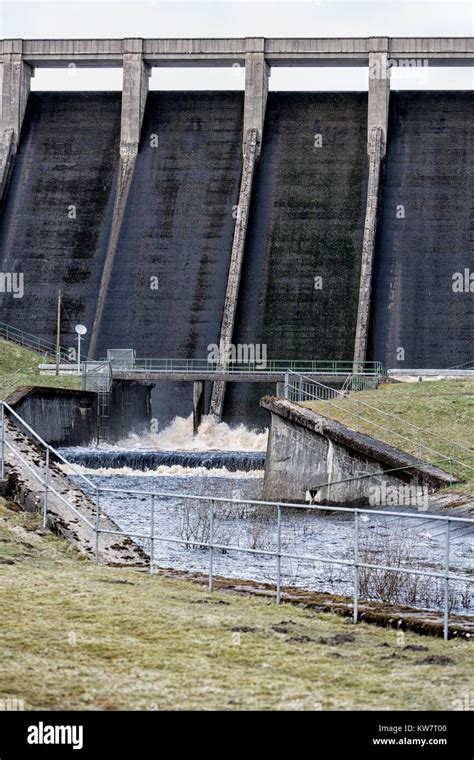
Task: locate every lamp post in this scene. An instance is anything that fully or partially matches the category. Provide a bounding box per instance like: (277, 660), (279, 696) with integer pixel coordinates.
(74, 324), (87, 376)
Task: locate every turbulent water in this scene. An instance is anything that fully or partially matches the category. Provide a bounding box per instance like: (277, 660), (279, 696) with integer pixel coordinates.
(59, 414), (473, 615)
(117, 414), (268, 452)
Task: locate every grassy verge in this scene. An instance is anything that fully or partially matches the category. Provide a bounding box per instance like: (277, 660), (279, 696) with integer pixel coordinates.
(301, 381), (474, 491)
(0, 338), (81, 396)
(0, 499), (472, 711)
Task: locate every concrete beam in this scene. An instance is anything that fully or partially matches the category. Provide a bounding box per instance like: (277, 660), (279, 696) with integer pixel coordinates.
(112, 370), (351, 383)
(0, 49), (33, 150)
(243, 49), (269, 155)
(6, 37), (474, 67)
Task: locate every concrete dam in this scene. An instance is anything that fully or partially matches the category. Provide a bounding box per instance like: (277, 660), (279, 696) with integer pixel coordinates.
(0, 37), (473, 426)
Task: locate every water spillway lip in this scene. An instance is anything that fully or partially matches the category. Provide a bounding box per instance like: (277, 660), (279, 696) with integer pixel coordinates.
(56, 448), (266, 473)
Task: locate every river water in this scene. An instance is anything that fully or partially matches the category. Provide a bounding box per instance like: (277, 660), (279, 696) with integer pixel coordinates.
(59, 415), (473, 615)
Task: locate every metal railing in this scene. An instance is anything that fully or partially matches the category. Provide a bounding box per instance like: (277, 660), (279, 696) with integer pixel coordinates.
(102, 356), (384, 375)
(1, 400), (472, 640)
(284, 371), (474, 480)
(0, 402), (96, 534)
(84, 486), (473, 641)
(0, 322), (72, 362)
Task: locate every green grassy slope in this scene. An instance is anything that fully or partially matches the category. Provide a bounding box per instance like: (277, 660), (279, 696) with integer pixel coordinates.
(0, 500), (472, 711)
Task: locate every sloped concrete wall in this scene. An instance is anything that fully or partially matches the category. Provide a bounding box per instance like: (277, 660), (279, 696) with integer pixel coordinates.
(0, 92), (121, 351)
(369, 92), (474, 369)
(261, 397), (453, 505)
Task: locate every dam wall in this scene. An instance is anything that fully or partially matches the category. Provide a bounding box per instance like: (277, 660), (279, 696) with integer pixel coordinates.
(369, 92), (474, 369)
(1, 37), (473, 428)
(225, 92), (369, 427)
(0, 92), (121, 352)
(95, 92), (244, 426)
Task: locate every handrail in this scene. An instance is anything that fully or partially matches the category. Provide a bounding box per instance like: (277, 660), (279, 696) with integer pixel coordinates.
(287, 370), (474, 464)
(100, 356), (384, 375)
(0, 322), (73, 362)
(2, 401), (97, 491)
(286, 378), (474, 477)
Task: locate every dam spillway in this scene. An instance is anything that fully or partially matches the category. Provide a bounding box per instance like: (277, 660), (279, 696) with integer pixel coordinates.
(0, 37), (473, 427)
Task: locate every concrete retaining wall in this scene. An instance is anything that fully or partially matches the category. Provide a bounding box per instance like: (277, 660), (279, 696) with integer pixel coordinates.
(7, 382), (152, 446)
(261, 397), (453, 505)
(7, 387), (98, 447)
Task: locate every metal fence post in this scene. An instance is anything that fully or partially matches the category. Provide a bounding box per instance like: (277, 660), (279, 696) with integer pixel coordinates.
(283, 371), (289, 400)
(353, 510), (359, 624)
(43, 447), (50, 529)
(443, 520), (450, 641)
(150, 494), (155, 575)
(208, 503), (214, 592)
(0, 403), (4, 480)
(276, 504), (282, 604)
(95, 489), (100, 564)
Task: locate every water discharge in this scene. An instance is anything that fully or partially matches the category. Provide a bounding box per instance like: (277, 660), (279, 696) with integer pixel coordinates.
(117, 414), (268, 453)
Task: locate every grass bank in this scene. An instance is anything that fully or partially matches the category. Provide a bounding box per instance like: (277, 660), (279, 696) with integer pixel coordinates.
(0, 339), (81, 397)
(0, 500), (472, 711)
(301, 380), (474, 490)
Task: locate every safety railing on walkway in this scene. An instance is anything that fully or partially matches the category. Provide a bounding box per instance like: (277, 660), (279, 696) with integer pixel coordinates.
(1, 400), (472, 640)
(103, 356), (384, 375)
(284, 371), (474, 480)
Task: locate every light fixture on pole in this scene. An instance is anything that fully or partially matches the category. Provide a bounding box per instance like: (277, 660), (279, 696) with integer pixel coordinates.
(74, 324), (87, 376)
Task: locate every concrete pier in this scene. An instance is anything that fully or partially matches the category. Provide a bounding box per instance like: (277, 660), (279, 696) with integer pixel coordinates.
(0, 45), (33, 150)
(89, 46), (150, 359)
(354, 48), (390, 366)
(209, 50), (269, 419)
(193, 380), (205, 435)
(367, 48), (390, 155)
(243, 47), (269, 154)
(120, 43), (150, 159)
(0, 43), (33, 202)
(209, 128), (259, 419)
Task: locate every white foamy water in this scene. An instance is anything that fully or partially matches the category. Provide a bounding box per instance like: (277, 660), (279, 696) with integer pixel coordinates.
(59, 463), (264, 479)
(116, 414), (268, 452)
